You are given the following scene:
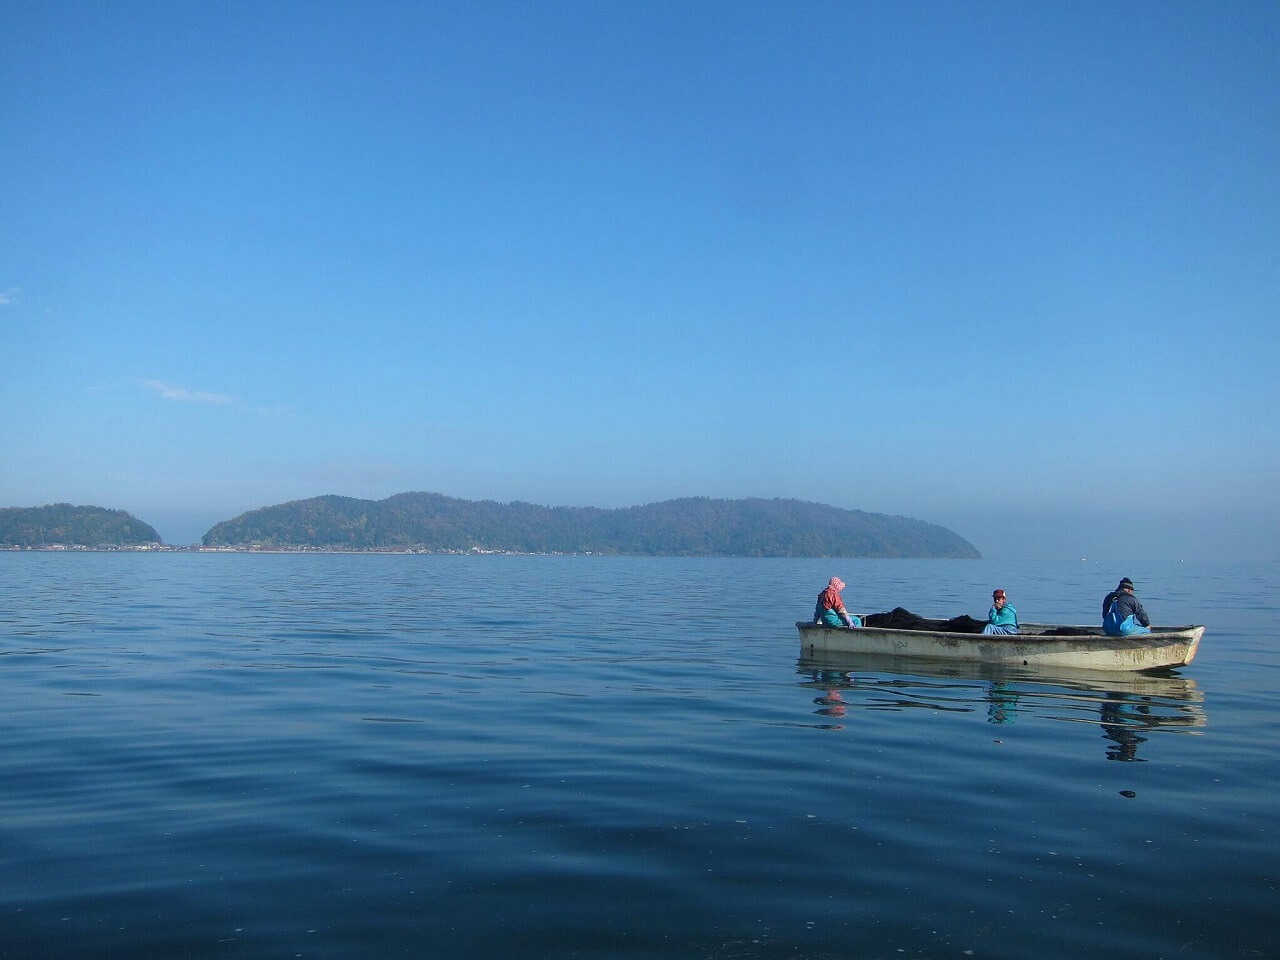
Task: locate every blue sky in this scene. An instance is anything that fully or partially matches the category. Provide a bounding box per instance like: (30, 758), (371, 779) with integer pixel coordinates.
(2, 1), (1277, 560)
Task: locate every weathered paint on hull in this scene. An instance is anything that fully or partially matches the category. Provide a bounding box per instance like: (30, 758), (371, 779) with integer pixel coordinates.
(795, 622), (1204, 671)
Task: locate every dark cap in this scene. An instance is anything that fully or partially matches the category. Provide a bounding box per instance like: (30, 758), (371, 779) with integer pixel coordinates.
(1118, 577), (1134, 591)
(992, 589), (1005, 600)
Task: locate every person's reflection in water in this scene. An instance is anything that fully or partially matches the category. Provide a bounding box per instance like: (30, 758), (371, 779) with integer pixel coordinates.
(986, 680), (1019, 725)
(1100, 694), (1150, 761)
(813, 670), (848, 729)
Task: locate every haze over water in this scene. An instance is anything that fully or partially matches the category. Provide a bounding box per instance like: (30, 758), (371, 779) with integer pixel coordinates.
(2, 553), (1276, 959)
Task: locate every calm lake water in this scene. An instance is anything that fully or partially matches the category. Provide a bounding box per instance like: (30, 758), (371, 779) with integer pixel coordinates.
(1, 553), (1276, 960)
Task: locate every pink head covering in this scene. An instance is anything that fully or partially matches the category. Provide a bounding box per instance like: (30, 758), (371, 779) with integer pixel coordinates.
(829, 577), (845, 591)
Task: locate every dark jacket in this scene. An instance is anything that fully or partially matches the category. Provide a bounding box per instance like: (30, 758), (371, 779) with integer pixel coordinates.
(1102, 590), (1149, 627)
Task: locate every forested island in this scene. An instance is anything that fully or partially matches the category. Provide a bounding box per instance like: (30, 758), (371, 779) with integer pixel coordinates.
(202, 492), (980, 558)
(0, 504), (161, 548)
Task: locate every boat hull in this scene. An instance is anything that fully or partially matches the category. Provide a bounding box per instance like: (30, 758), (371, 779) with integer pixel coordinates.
(796, 621), (1204, 671)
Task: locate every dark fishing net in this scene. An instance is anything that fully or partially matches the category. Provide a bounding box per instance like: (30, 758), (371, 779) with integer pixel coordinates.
(862, 607), (988, 634)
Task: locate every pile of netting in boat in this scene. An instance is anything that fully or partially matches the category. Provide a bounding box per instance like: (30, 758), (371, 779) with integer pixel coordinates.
(862, 607), (988, 634)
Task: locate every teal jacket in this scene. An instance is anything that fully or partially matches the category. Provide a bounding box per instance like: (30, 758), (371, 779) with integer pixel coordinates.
(988, 604), (1019, 628)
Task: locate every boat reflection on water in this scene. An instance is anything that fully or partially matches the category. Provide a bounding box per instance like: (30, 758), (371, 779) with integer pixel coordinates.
(798, 651), (1205, 761)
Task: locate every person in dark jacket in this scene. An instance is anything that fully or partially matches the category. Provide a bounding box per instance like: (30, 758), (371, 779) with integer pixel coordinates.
(814, 576), (861, 628)
(1102, 577), (1151, 636)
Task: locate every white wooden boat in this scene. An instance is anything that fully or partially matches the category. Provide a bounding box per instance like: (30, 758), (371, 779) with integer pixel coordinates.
(796, 620), (1204, 671)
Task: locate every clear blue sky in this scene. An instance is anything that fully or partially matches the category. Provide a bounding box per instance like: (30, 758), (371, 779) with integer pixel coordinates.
(3, 1), (1277, 560)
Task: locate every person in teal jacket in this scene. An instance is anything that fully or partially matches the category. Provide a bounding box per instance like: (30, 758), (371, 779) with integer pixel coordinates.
(982, 589), (1019, 635)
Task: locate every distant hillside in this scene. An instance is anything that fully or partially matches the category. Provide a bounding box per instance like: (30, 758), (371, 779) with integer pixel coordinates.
(203, 493), (980, 558)
(0, 503), (162, 547)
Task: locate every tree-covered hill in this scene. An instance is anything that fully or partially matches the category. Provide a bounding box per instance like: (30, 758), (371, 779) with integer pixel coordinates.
(202, 492), (980, 558)
(0, 504), (162, 546)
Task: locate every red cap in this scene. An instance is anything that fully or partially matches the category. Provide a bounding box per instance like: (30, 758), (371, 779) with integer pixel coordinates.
(992, 589), (1005, 599)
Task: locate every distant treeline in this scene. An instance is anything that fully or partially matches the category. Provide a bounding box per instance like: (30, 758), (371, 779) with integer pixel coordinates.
(0, 504), (161, 547)
(202, 492), (981, 558)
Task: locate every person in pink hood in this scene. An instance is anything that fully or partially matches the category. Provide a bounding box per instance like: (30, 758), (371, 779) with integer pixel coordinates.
(813, 576), (861, 628)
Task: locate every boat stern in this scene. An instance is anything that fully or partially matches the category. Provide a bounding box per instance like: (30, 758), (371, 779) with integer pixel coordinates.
(1180, 625), (1206, 666)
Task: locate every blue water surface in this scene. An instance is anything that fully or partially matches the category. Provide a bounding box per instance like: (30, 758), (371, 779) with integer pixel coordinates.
(1, 554), (1276, 959)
